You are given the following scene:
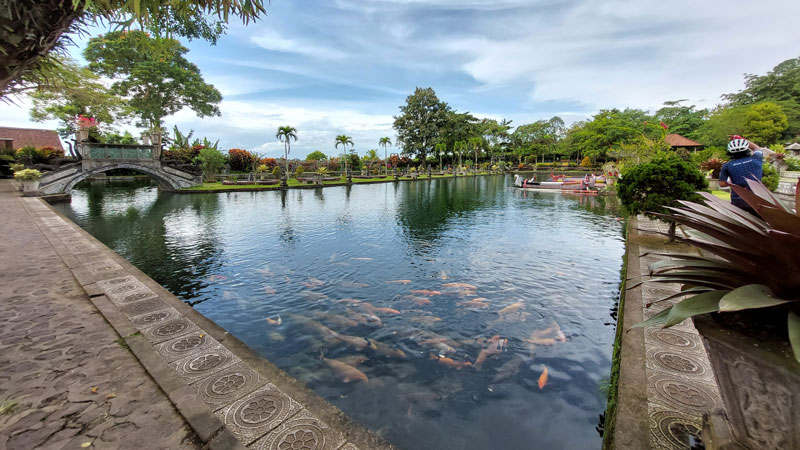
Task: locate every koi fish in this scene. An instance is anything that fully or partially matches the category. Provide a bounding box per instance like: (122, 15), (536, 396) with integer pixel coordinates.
(442, 283), (477, 290)
(263, 285), (276, 295)
(321, 354), (368, 383)
(457, 299), (489, 309)
(303, 277), (325, 288)
(336, 298), (362, 304)
(410, 290), (442, 296)
(439, 270), (448, 280)
(430, 354), (472, 369)
(538, 366), (549, 389)
(351, 257), (374, 261)
(299, 291), (328, 301)
(254, 266), (272, 276)
(386, 280), (412, 284)
(336, 333), (371, 350)
(473, 336), (508, 371)
(265, 315), (282, 325)
(456, 289), (477, 298)
(358, 302), (401, 315)
(489, 311), (532, 326)
(368, 339), (407, 358)
(346, 309), (383, 327)
(302, 320), (339, 339)
(313, 312), (358, 329)
(340, 281), (370, 288)
(207, 274), (227, 282)
(528, 321), (567, 343)
(334, 355), (369, 366)
(492, 357), (523, 383)
(498, 302), (524, 316)
(268, 331), (284, 342)
(404, 296), (431, 306)
(409, 315), (441, 325)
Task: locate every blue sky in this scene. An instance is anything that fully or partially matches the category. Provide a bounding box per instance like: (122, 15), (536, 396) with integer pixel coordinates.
(3, 0), (800, 158)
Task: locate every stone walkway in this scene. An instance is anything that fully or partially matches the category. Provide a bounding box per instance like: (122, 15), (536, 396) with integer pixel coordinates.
(0, 181), (390, 450)
(0, 182), (199, 450)
(614, 216), (727, 449)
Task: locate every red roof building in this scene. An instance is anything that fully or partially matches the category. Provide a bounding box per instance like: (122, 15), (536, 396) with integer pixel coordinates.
(0, 127), (64, 153)
(665, 133), (702, 150)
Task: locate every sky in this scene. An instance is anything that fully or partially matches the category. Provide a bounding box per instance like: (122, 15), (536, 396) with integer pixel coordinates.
(3, 0), (800, 159)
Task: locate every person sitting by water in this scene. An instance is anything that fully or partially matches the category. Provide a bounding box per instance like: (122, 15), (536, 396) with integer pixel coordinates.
(528, 175), (536, 184)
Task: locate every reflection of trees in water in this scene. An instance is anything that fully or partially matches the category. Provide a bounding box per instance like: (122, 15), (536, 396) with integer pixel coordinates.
(395, 176), (494, 247)
(72, 180), (224, 305)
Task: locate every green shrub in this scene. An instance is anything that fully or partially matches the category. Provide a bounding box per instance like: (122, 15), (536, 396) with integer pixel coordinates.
(690, 146), (727, 168)
(294, 166), (305, 178)
(13, 169), (42, 180)
(580, 156), (591, 167)
(617, 152), (707, 237)
(762, 164), (779, 191)
(37, 146), (64, 161)
(786, 157), (800, 171)
(272, 166), (282, 178)
(227, 149), (256, 172)
(9, 163), (24, 172)
(15, 146), (41, 165)
(193, 147), (226, 182)
(699, 158), (727, 179)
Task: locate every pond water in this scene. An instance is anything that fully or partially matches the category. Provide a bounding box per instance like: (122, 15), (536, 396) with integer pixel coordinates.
(55, 175), (626, 450)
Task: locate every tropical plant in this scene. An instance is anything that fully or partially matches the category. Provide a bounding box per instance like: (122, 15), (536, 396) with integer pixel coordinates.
(276, 126), (297, 180)
(227, 149), (255, 172)
(272, 165), (282, 178)
(9, 163), (25, 172)
(194, 147), (225, 182)
(335, 135), (354, 175)
(786, 157), (800, 171)
(13, 168), (42, 180)
(632, 179), (800, 364)
(316, 167), (329, 175)
(306, 150), (326, 161)
(699, 158), (726, 179)
(580, 156), (591, 167)
(294, 166), (305, 178)
(617, 152), (708, 239)
(379, 137), (392, 173)
(761, 164), (779, 191)
(14, 146), (41, 165)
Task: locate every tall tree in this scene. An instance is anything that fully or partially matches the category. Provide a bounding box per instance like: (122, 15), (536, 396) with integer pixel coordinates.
(276, 126), (298, 181)
(379, 137), (392, 173)
(84, 30), (222, 131)
(393, 87), (449, 169)
(28, 57), (129, 139)
(335, 135), (354, 176)
(0, 0), (266, 98)
(654, 100), (708, 140)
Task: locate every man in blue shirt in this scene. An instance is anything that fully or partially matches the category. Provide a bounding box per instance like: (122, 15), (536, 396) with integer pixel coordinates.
(719, 137), (775, 215)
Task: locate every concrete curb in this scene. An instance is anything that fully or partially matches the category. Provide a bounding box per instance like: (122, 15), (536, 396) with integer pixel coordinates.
(23, 196), (396, 450)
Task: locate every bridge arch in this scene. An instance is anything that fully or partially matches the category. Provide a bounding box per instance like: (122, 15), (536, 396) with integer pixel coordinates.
(64, 163), (183, 193)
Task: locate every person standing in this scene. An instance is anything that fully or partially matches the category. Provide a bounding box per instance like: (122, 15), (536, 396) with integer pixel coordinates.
(719, 136), (775, 215)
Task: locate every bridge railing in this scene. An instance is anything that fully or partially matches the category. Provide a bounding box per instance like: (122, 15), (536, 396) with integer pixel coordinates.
(79, 143), (160, 160)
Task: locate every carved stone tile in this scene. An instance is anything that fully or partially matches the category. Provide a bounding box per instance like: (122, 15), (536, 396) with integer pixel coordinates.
(338, 443), (360, 450)
(157, 331), (220, 362)
(215, 383), (303, 445)
(644, 328), (703, 354)
(646, 348), (713, 382)
(130, 307), (182, 330)
(248, 409), (345, 450)
(111, 288), (159, 305)
(170, 346), (240, 384)
(647, 373), (722, 413)
(83, 259), (123, 274)
(143, 318), (198, 344)
(119, 297), (166, 316)
(193, 362), (265, 410)
(648, 404), (703, 450)
(97, 275), (137, 289)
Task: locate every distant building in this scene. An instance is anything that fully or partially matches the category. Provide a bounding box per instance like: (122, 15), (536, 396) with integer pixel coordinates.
(786, 142), (800, 157)
(665, 133), (703, 152)
(0, 126), (64, 153)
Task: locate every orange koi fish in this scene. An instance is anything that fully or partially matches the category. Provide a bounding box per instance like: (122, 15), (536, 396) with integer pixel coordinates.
(410, 290), (442, 296)
(265, 315), (282, 325)
(321, 354), (368, 383)
(538, 366), (549, 389)
(386, 280), (412, 284)
(442, 282), (477, 290)
(430, 354), (472, 369)
(498, 302), (524, 316)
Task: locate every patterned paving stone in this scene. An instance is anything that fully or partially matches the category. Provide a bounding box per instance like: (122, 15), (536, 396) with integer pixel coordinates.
(644, 328), (704, 354)
(248, 409), (345, 450)
(130, 307), (182, 330)
(111, 288), (159, 305)
(158, 331), (220, 362)
(647, 372), (723, 414)
(646, 348), (713, 381)
(216, 383), (303, 445)
(193, 362), (266, 410)
(119, 297), (166, 316)
(84, 259), (123, 274)
(170, 346), (240, 384)
(648, 403), (703, 450)
(338, 443), (361, 450)
(143, 317), (199, 344)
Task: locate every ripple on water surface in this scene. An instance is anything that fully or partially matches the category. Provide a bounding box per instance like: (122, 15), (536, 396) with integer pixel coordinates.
(57, 175), (626, 450)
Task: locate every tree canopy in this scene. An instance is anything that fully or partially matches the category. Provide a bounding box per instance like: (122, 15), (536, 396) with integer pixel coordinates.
(84, 30), (221, 130)
(306, 151), (327, 161)
(654, 100), (707, 140)
(393, 87), (450, 168)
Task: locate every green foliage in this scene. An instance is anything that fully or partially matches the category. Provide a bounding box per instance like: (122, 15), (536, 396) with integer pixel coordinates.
(13, 168), (42, 180)
(194, 147), (225, 182)
(305, 151), (327, 161)
(227, 149), (255, 172)
(761, 164), (779, 191)
(616, 152), (708, 221)
(580, 155), (592, 167)
(690, 147), (727, 168)
(102, 131), (138, 145)
(786, 157), (800, 171)
(742, 102), (788, 145)
(294, 166), (305, 178)
(654, 100), (708, 140)
(14, 146), (41, 165)
(9, 163), (24, 172)
(697, 106), (747, 147)
(272, 166), (282, 178)
(512, 117), (565, 163)
(84, 31), (222, 129)
(562, 109), (654, 162)
(631, 180), (800, 363)
(611, 136), (671, 173)
(393, 87), (450, 167)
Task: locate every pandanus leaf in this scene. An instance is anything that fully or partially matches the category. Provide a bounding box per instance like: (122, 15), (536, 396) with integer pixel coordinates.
(647, 277), (736, 290)
(789, 312), (800, 365)
(645, 287), (714, 307)
(718, 285), (790, 312)
(632, 290), (727, 329)
(696, 192), (768, 230)
(649, 259), (740, 275)
(757, 206), (800, 233)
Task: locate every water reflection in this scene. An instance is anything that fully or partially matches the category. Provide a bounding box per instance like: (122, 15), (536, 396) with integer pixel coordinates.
(57, 176), (625, 450)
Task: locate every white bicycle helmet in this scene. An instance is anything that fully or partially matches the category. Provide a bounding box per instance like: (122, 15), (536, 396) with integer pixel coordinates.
(727, 138), (750, 156)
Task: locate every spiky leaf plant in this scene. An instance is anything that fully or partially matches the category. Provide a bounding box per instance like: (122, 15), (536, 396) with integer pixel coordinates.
(633, 179), (800, 364)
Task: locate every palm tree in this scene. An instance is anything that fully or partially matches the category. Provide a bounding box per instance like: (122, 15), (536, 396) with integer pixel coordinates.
(379, 137), (391, 174)
(335, 135), (354, 177)
(276, 126), (298, 183)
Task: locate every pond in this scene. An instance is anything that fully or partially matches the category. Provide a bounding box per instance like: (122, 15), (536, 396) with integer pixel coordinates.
(55, 175), (626, 450)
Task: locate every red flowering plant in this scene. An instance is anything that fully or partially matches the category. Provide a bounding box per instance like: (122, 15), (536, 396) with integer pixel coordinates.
(76, 115), (97, 129)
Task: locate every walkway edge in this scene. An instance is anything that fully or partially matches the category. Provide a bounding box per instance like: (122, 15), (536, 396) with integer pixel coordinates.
(26, 196), (396, 450)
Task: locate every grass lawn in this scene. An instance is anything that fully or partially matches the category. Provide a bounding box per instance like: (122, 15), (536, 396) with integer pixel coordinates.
(711, 190), (731, 201)
(182, 173), (497, 191)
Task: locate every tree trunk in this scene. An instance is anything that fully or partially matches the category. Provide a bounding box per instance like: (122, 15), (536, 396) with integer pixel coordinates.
(0, 1), (83, 96)
(667, 221), (676, 242)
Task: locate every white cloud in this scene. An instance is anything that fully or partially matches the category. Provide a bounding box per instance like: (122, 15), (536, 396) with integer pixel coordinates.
(249, 29), (347, 60)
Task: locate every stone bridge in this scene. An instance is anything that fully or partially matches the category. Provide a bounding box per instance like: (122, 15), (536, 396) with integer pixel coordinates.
(38, 143), (201, 195)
